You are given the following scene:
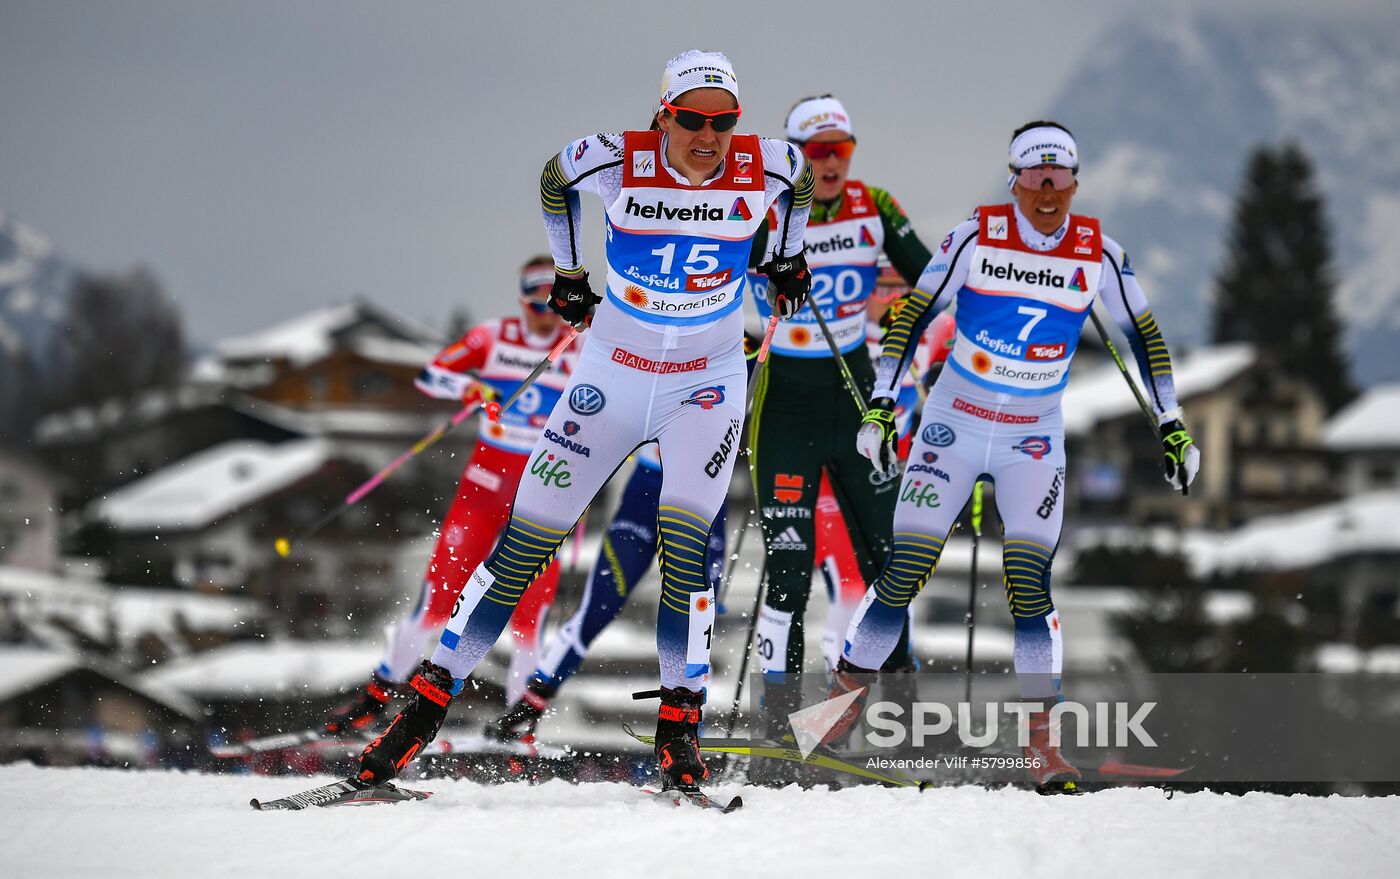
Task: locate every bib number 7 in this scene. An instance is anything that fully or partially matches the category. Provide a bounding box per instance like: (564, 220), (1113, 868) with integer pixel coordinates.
(1016, 305), (1048, 341)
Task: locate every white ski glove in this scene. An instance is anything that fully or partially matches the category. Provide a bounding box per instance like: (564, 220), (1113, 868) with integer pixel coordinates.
(856, 399), (899, 474)
(1158, 410), (1200, 494)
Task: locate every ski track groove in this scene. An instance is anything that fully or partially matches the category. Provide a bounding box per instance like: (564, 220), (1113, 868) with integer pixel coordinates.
(2, 766), (1397, 879)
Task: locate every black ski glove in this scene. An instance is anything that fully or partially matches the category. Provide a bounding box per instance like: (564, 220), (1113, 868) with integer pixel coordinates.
(758, 252), (811, 320)
(549, 270), (600, 328)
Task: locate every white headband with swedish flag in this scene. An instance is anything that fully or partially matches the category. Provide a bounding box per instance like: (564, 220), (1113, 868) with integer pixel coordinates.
(659, 50), (739, 111)
(1008, 125), (1079, 171)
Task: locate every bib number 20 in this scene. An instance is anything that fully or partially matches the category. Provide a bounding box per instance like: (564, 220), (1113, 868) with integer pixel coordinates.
(810, 268), (864, 305)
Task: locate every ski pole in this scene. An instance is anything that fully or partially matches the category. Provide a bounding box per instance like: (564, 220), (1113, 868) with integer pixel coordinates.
(743, 315), (780, 415)
(721, 558), (768, 740)
(963, 480), (983, 706)
(1085, 309), (1186, 496)
(809, 301), (902, 481)
(273, 328), (580, 558)
(714, 502), (754, 614)
(807, 301), (868, 417)
(273, 399), (482, 558)
(568, 506), (587, 573)
(484, 326), (581, 422)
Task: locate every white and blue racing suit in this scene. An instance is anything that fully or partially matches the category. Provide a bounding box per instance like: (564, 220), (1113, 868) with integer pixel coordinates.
(844, 203), (1185, 700)
(429, 130), (812, 693)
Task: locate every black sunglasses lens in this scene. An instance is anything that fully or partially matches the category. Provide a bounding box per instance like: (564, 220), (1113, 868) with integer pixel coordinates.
(675, 110), (706, 131)
(674, 110), (739, 132)
(710, 113), (738, 132)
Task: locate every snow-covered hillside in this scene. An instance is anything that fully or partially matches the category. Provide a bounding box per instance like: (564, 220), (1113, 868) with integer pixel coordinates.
(1047, 10), (1400, 384)
(2, 766), (1396, 878)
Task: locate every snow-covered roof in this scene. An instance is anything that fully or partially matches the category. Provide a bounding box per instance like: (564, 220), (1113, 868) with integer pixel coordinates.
(0, 647), (79, 702)
(0, 564), (264, 653)
(215, 303), (362, 365)
(214, 302), (442, 367)
(1064, 343), (1256, 435)
(89, 438), (330, 530)
(143, 640), (381, 698)
(1084, 490), (1400, 576)
(33, 384), (308, 445)
(1314, 644), (1400, 674)
(1323, 383), (1400, 450)
(287, 408), (441, 437)
(0, 646), (202, 717)
(350, 336), (439, 368)
(1185, 489), (1400, 573)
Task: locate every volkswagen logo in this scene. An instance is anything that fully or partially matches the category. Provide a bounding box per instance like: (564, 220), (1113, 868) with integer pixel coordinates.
(569, 384), (607, 416)
(921, 422), (956, 447)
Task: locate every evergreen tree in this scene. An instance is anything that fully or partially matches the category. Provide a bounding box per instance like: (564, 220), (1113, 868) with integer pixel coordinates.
(0, 351), (42, 441)
(43, 267), (186, 414)
(1212, 142), (1354, 411)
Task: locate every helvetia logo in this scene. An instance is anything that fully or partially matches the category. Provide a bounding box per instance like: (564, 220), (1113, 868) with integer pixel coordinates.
(624, 196), (725, 222)
(728, 198), (752, 221)
(980, 259), (1068, 289)
(1068, 267), (1087, 292)
(858, 226), (877, 247)
(807, 232), (860, 253)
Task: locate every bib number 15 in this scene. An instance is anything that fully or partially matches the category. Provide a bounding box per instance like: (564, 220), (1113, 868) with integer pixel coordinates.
(652, 242), (720, 276)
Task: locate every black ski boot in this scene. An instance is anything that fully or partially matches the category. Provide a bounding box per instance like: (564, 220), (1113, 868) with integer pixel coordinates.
(485, 678), (557, 744)
(749, 677), (805, 788)
(877, 657), (920, 720)
(324, 675), (394, 735)
(357, 661), (458, 784)
(654, 687), (707, 791)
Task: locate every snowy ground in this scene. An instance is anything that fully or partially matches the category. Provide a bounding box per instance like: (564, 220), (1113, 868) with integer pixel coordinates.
(3, 766), (1398, 879)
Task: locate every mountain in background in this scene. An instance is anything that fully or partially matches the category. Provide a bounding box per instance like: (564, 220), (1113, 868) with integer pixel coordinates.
(1047, 9), (1400, 385)
(0, 210), (76, 435)
(0, 210), (73, 362)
